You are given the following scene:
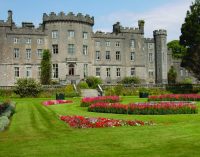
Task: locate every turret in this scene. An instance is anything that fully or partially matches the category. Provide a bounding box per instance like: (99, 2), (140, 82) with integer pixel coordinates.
(113, 22), (121, 34)
(153, 29), (168, 84)
(138, 20), (145, 34)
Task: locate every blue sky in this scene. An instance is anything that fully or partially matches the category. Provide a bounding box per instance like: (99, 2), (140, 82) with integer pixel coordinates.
(0, 0), (193, 41)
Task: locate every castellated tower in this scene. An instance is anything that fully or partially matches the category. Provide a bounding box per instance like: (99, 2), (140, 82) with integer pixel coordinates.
(153, 29), (168, 84)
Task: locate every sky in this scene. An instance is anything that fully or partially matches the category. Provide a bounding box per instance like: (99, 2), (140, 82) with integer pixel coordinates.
(0, 0), (194, 41)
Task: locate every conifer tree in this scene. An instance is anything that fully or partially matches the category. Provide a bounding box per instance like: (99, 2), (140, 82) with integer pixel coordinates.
(40, 49), (51, 85)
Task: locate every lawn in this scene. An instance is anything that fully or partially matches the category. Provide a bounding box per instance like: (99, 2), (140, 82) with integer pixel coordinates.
(0, 96), (200, 157)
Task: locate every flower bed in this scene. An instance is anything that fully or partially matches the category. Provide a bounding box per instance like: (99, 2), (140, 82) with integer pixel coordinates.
(88, 102), (197, 115)
(148, 94), (200, 101)
(80, 96), (120, 107)
(0, 101), (15, 131)
(42, 100), (73, 106)
(60, 115), (152, 128)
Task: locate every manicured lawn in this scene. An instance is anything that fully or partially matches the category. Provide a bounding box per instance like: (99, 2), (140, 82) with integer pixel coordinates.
(0, 96), (200, 157)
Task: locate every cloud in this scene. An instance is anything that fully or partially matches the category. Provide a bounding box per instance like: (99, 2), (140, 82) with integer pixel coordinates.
(94, 0), (192, 41)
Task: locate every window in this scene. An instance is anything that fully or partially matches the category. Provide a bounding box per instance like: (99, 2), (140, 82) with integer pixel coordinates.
(96, 51), (100, 60)
(14, 67), (19, 77)
(185, 70), (189, 77)
(83, 32), (88, 39)
(38, 67), (41, 78)
(37, 38), (43, 44)
(68, 44), (75, 54)
(96, 68), (100, 77)
(14, 48), (20, 59)
(96, 41), (100, 47)
(26, 49), (31, 60)
(26, 38), (31, 44)
(148, 53), (153, 62)
(148, 43), (153, 49)
(180, 69), (183, 77)
(52, 30), (58, 39)
(83, 64), (88, 78)
(52, 44), (58, 54)
(106, 41), (110, 47)
(37, 49), (43, 58)
(131, 40), (135, 48)
(149, 71), (154, 78)
(131, 52), (135, 61)
(13, 37), (19, 44)
(26, 67), (32, 78)
(116, 51), (121, 61)
(83, 45), (88, 55)
(106, 51), (110, 60)
(116, 68), (121, 77)
(131, 68), (135, 76)
(52, 64), (58, 78)
(68, 30), (75, 38)
(69, 64), (75, 76)
(106, 68), (111, 77)
(115, 41), (120, 47)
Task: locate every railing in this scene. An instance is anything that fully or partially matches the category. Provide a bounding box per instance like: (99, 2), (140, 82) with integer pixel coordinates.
(97, 84), (103, 96)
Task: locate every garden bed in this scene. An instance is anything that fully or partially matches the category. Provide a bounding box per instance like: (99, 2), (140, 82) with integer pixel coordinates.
(148, 94), (200, 101)
(80, 96), (120, 107)
(0, 101), (15, 131)
(42, 100), (73, 106)
(60, 115), (153, 128)
(88, 102), (197, 115)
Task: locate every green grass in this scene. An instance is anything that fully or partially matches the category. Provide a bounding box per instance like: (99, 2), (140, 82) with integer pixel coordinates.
(0, 96), (200, 157)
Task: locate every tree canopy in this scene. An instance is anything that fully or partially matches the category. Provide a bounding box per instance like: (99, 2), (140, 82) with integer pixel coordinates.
(180, 0), (200, 80)
(167, 40), (186, 59)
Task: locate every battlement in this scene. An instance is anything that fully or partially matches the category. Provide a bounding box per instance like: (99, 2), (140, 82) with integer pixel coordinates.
(93, 31), (125, 39)
(121, 26), (140, 33)
(153, 29), (167, 36)
(43, 11), (94, 26)
(145, 38), (154, 43)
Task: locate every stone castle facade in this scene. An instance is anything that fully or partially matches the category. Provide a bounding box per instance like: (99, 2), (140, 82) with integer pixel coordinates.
(0, 10), (191, 86)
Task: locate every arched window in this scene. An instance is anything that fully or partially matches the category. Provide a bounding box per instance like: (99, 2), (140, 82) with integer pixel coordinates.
(69, 64), (74, 76)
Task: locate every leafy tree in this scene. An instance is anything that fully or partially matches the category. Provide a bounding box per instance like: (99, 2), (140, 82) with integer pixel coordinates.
(40, 49), (51, 85)
(167, 66), (177, 84)
(14, 78), (42, 97)
(167, 40), (186, 58)
(180, 0), (200, 80)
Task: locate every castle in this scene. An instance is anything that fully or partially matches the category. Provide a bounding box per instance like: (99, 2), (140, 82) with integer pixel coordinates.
(0, 10), (191, 86)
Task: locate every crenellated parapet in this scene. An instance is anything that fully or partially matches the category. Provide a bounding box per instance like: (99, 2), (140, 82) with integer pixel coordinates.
(43, 11), (94, 26)
(112, 21), (144, 34)
(153, 29), (167, 36)
(144, 38), (154, 43)
(92, 31), (125, 39)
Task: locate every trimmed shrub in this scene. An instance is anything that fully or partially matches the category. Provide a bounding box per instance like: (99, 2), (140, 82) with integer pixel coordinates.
(78, 81), (89, 89)
(86, 76), (102, 89)
(14, 78), (42, 97)
(65, 84), (80, 97)
(0, 116), (10, 131)
(121, 76), (141, 84)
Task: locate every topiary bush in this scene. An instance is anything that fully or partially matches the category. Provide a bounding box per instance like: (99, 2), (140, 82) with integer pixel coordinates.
(86, 76), (102, 89)
(65, 84), (80, 97)
(78, 81), (89, 89)
(14, 78), (42, 97)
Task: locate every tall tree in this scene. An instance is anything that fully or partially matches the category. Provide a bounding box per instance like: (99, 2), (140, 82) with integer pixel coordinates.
(180, 0), (200, 80)
(167, 40), (186, 59)
(40, 49), (51, 85)
(167, 66), (177, 84)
